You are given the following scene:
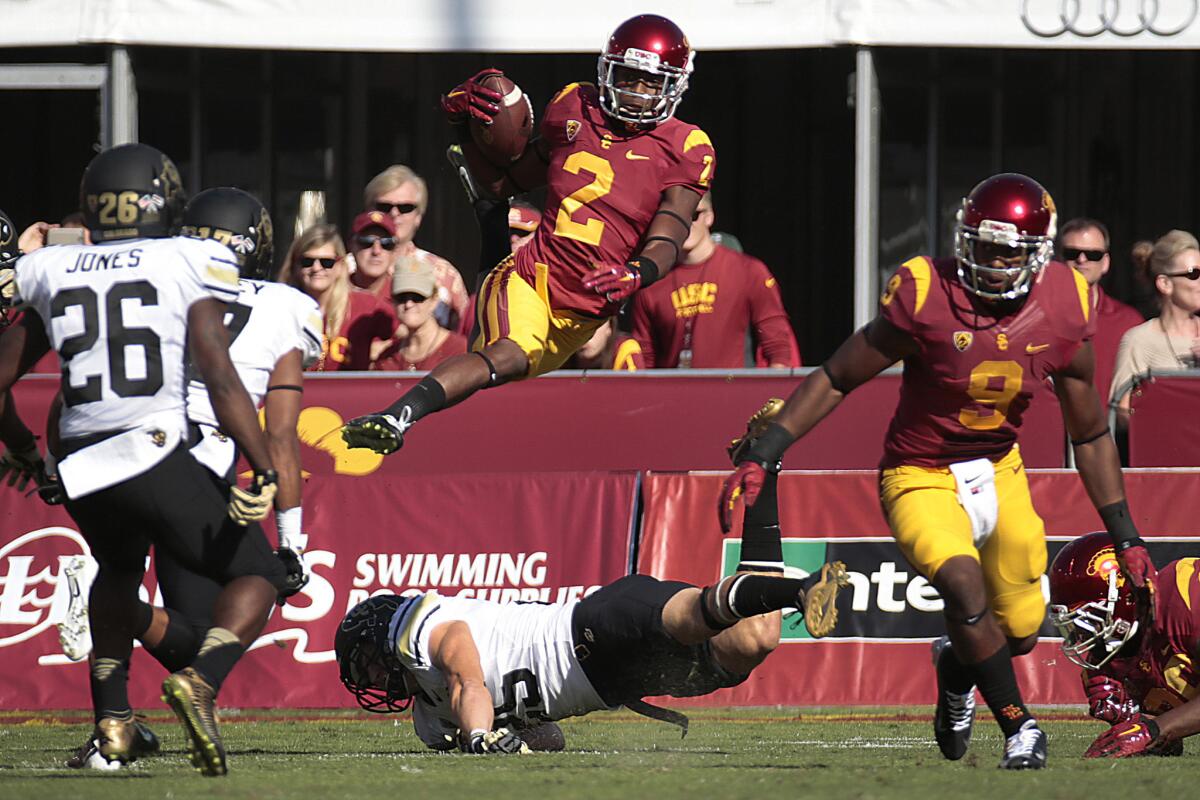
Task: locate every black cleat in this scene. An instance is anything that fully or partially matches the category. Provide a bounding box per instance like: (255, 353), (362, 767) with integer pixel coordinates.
(1000, 719), (1047, 770)
(932, 635), (976, 760)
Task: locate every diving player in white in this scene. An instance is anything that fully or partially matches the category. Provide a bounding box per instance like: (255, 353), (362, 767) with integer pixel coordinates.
(0, 144), (284, 777)
(335, 562), (851, 753)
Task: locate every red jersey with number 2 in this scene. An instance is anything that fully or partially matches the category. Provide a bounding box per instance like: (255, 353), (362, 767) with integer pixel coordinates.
(878, 256), (1094, 468)
(513, 82), (715, 318)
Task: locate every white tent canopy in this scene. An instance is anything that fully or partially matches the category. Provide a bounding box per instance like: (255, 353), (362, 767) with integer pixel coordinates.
(1, 0), (1198, 51)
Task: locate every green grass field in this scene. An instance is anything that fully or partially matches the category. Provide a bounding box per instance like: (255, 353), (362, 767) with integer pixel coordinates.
(0, 707), (1187, 799)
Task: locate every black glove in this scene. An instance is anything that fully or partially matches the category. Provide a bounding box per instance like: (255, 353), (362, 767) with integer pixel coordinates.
(274, 547), (309, 605)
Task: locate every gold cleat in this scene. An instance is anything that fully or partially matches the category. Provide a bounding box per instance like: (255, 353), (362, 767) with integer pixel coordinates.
(162, 668), (227, 776)
(727, 398), (785, 464)
(94, 716), (138, 765)
(799, 561), (851, 639)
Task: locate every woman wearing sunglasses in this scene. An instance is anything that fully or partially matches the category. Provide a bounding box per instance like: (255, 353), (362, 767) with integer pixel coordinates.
(1111, 229), (1200, 419)
(280, 224), (397, 371)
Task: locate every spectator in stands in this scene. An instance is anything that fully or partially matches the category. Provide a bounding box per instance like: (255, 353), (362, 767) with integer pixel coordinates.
(1058, 218), (1143, 401)
(631, 192), (800, 368)
(280, 223), (397, 371)
(364, 165), (469, 331)
(348, 210), (399, 300)
(1111, 229), (1200, 423)
(565, 319), (643, 371)
(372, 259), (467, 372)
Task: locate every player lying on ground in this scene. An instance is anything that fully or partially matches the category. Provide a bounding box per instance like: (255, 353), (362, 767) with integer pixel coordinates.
(336, 406), (848, 751)
(341, 14), (713, 456)
(717, 173), (1156, 770)
(1050, 532), (1200, 758)
(336, 565), (848, 752)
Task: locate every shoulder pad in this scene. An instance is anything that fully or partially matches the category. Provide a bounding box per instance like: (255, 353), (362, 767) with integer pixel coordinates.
(683, 128), (714, 154)
(881, 256), (932, 318)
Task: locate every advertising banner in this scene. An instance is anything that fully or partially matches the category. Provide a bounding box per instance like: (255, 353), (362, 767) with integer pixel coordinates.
(639, 470), (1200, 706)
(8, 371), (1068, 475)
(0, 471), (638, 709)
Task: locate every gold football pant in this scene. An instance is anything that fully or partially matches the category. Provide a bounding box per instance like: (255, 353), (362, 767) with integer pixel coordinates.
(879, 446), (1047, 639)
(473, 256), (606, 378)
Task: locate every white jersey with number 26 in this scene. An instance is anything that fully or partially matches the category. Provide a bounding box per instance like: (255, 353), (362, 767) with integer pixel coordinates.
(14, 236), (241, 496)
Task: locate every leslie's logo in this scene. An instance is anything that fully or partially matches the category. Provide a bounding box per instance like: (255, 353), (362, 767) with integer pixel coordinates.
(0, 528), (92, 648)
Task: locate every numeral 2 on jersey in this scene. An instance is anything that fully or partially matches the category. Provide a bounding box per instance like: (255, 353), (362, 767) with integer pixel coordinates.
(958, 360), (1023, 431)
(553, 151), (614, 246)
(51, 281), (164, 406)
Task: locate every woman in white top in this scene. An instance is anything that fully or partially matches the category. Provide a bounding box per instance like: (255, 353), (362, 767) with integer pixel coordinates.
(1110, 229), (1200, 423)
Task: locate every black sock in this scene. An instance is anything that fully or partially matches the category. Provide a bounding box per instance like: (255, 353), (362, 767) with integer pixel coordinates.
(90, 657), (131, 722)
(383, 376), (447, 423)
(140, 608), (202, 673)
(190, 628), (245, 693)
(132, 602), (154, 638)
(971, 646), (1034, 737)
(701, 573), (804, 630)
(737, 473), (783, 573)
(936, 640), (975, 695)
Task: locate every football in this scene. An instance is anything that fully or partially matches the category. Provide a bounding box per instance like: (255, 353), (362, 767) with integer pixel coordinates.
(469, 73), (534, 166)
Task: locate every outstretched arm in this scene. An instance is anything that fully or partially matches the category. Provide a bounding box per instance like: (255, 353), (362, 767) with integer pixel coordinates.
(718, 317), (914, 532)
(429, 621), (493, 737)
(1054, 342), (1155, 591)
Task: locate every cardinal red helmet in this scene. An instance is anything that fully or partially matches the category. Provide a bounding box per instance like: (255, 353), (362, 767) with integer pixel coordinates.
(597, 14), (694, 126)
(1048, 532), (1140, 669)
(954, 173), (1057, 301)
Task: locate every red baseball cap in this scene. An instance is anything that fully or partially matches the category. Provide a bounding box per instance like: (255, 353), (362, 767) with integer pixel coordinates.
(351, 210), (397, 237)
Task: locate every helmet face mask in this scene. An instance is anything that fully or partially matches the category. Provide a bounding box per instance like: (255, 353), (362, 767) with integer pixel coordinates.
(597, 15), (693, 126)
(953, 173), (1056, 302)
(334, 595), (415, 713)
(1048, 532), (1141, 670)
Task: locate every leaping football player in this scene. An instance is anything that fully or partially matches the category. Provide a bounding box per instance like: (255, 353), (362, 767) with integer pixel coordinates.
(717, 173), (1157, 769)
(1050, 533), (1199, 758)
(341, 14), (715, 454)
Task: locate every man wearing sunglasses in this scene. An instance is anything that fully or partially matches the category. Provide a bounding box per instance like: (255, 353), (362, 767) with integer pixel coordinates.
(1058, 218), (1144, 403)
(362, 165), (470, 332)
(348, 211), (400, 301)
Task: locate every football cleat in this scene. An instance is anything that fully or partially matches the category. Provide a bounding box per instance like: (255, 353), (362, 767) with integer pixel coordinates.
(56, 555), (93, 661)
(446, 144), (483, 206)
(797, 561), (850, 638)
(67, 718), (160, 769)
(727, 397), (785, 465)
(341, 411), (411, 455)
(1000, 718), (1047, 770)
(932, 635), (976, 760)
(162, 668), (227, 776)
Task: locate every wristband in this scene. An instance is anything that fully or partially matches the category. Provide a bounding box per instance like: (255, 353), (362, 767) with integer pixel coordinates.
(743, 422), (795, 471)
(1098, 500), (1140, 549)
(631, 255), (660, 288)
(276, 506), (306, 552)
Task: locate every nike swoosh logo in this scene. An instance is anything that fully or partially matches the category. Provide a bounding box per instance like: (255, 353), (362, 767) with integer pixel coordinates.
(1025, 343), (1050, 354)
(625, 151), (650, 161)
(963, 476), (980, 485)
(1119, 724), (1142, 737)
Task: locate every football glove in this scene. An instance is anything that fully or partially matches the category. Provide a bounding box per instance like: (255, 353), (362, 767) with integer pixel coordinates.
(1118, 543), (1157, 591)
(274, 547), (309, 605)
(462, 728), (529, 755)
(228, 469), (278, 525)
(718, 462), (767, 535)
(440, 69), (504, 127)
(341, 412), (408, 455)
(1084, 714), (1162, 758)
(582, 259), (649, 303)
(1083, 672), (1138, 725)
(0, 441), (44, 492)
